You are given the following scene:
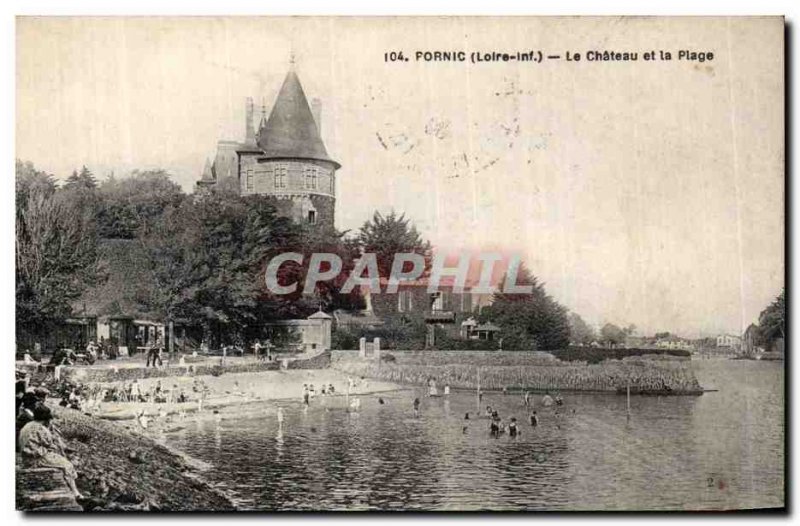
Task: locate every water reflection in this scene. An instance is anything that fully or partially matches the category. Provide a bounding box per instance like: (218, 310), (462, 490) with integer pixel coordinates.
(168, 360), (783, 511)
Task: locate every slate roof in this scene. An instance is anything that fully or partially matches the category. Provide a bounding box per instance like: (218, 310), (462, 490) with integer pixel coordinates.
(257, 71), (339, 168)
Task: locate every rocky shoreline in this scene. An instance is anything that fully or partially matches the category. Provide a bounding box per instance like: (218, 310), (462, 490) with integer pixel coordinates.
(18, 406), (237, 511)
(17, 367), (406, 511)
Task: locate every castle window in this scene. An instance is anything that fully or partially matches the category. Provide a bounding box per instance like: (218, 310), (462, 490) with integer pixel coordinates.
(307, 210), (317, 224)
(274, 164), (287, 189)
(304, 166), (318, 190)
(246, 169), (254, 191)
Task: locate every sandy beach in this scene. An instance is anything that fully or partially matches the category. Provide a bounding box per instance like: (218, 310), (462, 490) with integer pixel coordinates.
(87, 368), (408, 424)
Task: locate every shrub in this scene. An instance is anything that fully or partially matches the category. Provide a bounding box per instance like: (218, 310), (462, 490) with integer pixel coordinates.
(551, 347), (691, 364)
(332, 329), (359, 350)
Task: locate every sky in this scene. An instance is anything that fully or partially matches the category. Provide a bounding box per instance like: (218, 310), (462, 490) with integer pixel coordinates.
(16, 16), (784, 337)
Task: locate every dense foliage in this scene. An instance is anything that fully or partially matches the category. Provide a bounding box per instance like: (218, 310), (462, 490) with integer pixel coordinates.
(15, 161), (99, 341)
(551, 346), (691, 364)
(477, 265), (571, 350)
(95, 170), (185, 239)
(758, 289), (785, 350)
(745, 289), (786, 354)
(357, 210), (432, 278)
(568, 312), (595, 345)
(16, 160), (580, 352)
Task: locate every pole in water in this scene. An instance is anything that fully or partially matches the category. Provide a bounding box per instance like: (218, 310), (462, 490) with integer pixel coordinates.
(476, 368), (481, 411)
(626, 383), (631, 421)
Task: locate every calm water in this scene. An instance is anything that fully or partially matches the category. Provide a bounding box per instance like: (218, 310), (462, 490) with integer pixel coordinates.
(167, 360), (784, 511)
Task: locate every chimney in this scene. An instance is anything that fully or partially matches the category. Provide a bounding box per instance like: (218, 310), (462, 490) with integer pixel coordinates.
(245, 97), (255, 144)
(311, 98), (322, 133)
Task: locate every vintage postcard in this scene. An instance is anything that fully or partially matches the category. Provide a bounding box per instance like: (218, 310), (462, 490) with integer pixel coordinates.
(14, 16), (784, 512)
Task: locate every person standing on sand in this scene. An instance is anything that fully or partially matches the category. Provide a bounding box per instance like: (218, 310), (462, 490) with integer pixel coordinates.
(413, 397), (420, 416)
(444, 384), (450, 396)
(524, 390), (531, 407)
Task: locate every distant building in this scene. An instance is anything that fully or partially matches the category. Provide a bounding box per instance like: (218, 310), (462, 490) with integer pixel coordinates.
(623, 335), (649, 349)
(716, 333), (742, 349)
(197, 66), (339, 229)
(367, 277), (474, 324)
(654, 336), (696, 351)
(264, 310), (332, 353)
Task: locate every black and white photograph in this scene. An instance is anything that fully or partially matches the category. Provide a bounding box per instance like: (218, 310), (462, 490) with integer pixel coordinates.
(12, 15), (785, 512)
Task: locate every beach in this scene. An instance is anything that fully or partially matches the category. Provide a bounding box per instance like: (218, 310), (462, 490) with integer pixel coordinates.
(17, 365), (409, 511)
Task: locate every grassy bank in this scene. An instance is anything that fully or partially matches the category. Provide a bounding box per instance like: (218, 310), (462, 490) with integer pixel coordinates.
(333, 357), (702, 394)
(35, 407), (237, 511)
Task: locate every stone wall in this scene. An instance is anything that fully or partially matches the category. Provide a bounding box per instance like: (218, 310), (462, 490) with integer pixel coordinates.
(331, 349), (559, 365)
(287, 350), (331, 369)
(61, 360), (281, 384)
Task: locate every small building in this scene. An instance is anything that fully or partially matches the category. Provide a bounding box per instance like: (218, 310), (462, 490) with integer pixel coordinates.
(265, 311), (332, 353)
(654, 336), (695, 351)
(472, 322), (501, 341)
(459, 317), (501, 341)
(460, 317), (478, 338)
(716, 334), (742, 349)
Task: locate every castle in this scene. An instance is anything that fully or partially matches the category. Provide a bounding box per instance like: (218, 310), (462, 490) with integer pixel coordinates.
(197, 67), (340, 228)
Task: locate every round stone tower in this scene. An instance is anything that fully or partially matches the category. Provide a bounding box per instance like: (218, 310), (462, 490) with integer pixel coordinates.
(238, 69), (340, 229)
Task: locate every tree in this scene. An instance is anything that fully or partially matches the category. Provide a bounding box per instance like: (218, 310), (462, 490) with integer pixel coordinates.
(16, 160), (57, 196)
(16, 161), (99, 344)
(140, 190), (329, 345)
(568, 312), (595, 345)
(297, 224), (364, 311)
(758, 289), (785, 351)
(479, 264), (570, 350)
(358, 210), (432, 278)
(96, 169), (185, 239)
(63, 165), (97, 190)
(599, 323), (626, 347)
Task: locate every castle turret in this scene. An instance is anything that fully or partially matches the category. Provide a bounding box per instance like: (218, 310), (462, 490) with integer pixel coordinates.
(240, 69), (339, 228)
(199, 67), (340, 229)
(256, 70), (339, 168)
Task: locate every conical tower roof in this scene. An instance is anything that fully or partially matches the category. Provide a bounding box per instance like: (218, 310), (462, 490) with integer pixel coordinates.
(200, 158), (215, 181)
(257, 71), (339, 168)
